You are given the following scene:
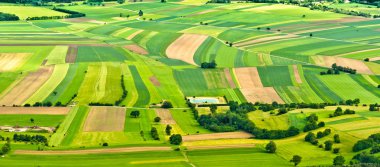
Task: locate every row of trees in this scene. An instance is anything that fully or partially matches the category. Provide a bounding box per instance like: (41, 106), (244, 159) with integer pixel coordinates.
(353, 133), (380, 152)
(25, 7), (85, 20)
(13, 134), (48, 144)
(303, 113), (325, 132)
(0, 12), (20, 21)
(329, 107), (355, 118)
(115, 75), (128, 105)
(320, 63), (357, 75)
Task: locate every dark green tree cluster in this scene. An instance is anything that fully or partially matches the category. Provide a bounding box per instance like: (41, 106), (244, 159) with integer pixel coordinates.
(0, 141), (10, 155)
(115, 75), (128, 106)
(329, 107), (355, 118)
(130, 110), (140, 118)
(161, 101), (173, 108)
(169, 134), (182, 145)
(150, 127), (159, 140)
(321, 63), (357, 75)
(353, 133), (380, 152)
(0, 12), (19, 21)
(265, 141), (276, 153)
(26, 8), (85, 20)
(369, 103), (379, 111)
(200, 60), (217, 69)
(351, 152), (380, 165)
(303, 114), (325, 132)
(339, 98), (360, 106)
(13, 134), (48, 145)
(165, 125), (172, 135)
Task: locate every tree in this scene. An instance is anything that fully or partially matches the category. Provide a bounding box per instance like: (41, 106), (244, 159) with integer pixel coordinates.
(150, 127), (159, 140)
(165, 125), (172, 135)
(117, 0), (125, 4)
(324, 140), (333, 151)
(30, 118), (34, 123)
(0, 142), (10, 155)
(305, 132), (316, 142)
(210, 104), (217, 114)
(154, 117), (161, 122)
(334, 134), (341, 143)
(265, 141), (276, 153)
(161, 101), (173, 108)
(290, 155), (302, 166)
(333, 148), (340, 154)
(333, 155), (345, 166)
(169, 134), (182, 145)
(130, 110), (140, 118)
(138, 10), (143, 17)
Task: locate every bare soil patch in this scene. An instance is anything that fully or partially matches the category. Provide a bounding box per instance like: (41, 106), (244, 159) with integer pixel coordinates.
(292, 65), (302, 84)
(83, 106), (126, 132)
(166, 34), (208, 66)
(0, 107), (70, 115)
(235, 34), (297, 47)
(65, 45), (78, 63)
(187, 144), (255, 150)
(14, 146), (171, 155)
(149, 76), (160, 86)
(154, 109), (175, 124)
(127, 30), (144, 40)
(224, 68), (236, 88)
(234, 67), (263, 88)
(312, 56), (373, 74)
(0, 53), (30, 72)
(0, 66), (54, 106)
(182, 132), (253, 142)
(241, 87), (284, 104)
(124, 44), (148, 55)
(370, 57), (380, 61)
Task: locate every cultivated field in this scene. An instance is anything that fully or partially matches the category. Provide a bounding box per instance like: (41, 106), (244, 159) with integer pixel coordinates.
(1, 1), (380, 166)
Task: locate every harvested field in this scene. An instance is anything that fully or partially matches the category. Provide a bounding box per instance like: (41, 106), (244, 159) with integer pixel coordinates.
(64, 18), (105, 24)
(155, 109), (175, 124)
(166, 34), (208, 66)
(0, 53), (30, 72)
(83, 106), (126, 132)
(124, 44), (148, 55)
(224, 68), (236, 88)
(312, 56), (373, 74)
(322, 16), (371, 23)
(292, 65), (302, 84)
(0, 107), (70, 115)
(241, 87), (284, 103)
(234, 67), (263, 88)
(126, 30), (144, 40)
(14, 146), (171, 155)
(370, 57), (380, 61)
(182, 132), (253, 142)
(186, 144), (255, 150)
(0, 66), (54, 106)
(65, 45), (78, 63)
(235, 34), (297, 47)
(149, 76), (160, 86)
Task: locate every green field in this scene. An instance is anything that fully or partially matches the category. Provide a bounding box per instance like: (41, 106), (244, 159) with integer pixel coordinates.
(1, 1), (380, 166)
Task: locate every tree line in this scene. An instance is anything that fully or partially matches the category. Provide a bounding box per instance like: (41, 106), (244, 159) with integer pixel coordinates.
(0, 12), (19, 21)
(13, 134), (48, 145)
(25, 7), (85, 20)
(351, 133), (380, 165)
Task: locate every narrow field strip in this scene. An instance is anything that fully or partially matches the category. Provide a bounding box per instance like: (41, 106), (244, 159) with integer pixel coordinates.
(186, 144), (255, 150)
(127, 30), (144, 40)
(292, 65), (302, 84)
(312, 56), (373, 74)
(235, 34), (297, 47)
(0, 66), (54, 106)
(0, 53), (31, 72)
(14, 147), (171, 155)
(0, 107), (70, 115)
(183, 132), (253, 142)
(124, 44), (148, 55)
(166, 34), (208, 66)
(65, 45), (78, 63)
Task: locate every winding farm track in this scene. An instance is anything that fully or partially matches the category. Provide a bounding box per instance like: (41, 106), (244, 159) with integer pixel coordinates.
(0, 66), (54, 106)
(14, 147), (172, 155)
